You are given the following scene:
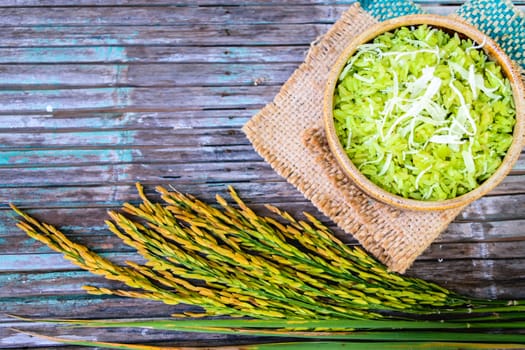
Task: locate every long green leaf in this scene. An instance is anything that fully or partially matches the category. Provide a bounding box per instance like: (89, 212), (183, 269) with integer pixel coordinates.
(11, 330), (525, 350)
(10, 316), (525, 344)
(11, 315), (525, 331)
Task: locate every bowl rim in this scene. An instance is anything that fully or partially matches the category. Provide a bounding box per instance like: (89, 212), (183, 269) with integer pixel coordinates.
(323, 14), (525, 211)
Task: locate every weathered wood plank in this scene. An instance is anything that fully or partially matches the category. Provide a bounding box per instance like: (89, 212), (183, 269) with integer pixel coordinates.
(1, 3), (523, 32)
(1, 319), (258, 349)
(421, 241), (525, 260)
(0, 64), (123, 89)
(0, 232), (130, 255)
(488, 175), (525, 195)
(1, 179), (523, 218)
(439, 219), (525, 243)
(0, 63), (296, 89)
(0, 46), (308, 64)
(0, 24), (332, 47)
(0, 295), (194, 322)
(4, 8), (525, 49)
(0, 110), (254, 130)
(0, 181), (303, 210)
(0, 146), (260, 168)
(408, 259), (525, 299)
(0, 162), (283, 188)
(0, 127), (250, 148)
(458, 194), (525, 221)
(0, 252), (144, 273)
(0, 207), (121, 237)
(0, 86), (277, 113)
(122, 62), (295, 87)
(0, 5), (349, 26)
(0, 271), (126, 298)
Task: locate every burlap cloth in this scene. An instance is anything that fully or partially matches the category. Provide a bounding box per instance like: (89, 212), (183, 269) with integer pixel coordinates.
(242, 2), (524, 273)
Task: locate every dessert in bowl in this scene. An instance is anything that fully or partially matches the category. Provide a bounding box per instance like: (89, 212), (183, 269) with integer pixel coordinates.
(323, 15), (524, 211)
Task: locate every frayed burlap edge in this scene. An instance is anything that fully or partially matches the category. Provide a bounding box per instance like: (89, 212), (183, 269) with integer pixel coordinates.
(242, 3), (465, 273)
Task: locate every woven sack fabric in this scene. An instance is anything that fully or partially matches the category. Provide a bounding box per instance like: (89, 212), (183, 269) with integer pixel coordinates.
(243, 1), (524, 273)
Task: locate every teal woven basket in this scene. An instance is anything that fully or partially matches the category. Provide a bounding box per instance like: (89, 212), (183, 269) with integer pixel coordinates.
(362, 0), (525, 70)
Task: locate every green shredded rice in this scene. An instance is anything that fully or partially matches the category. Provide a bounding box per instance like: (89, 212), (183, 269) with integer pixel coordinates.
(333, 24), (516, 201)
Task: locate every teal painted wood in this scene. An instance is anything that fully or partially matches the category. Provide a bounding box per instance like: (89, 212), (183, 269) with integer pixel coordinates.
(0, 296), (201, 330)
(0, 86), (278, 113)
(0, 252), (144, 272)
(0, 110), (254, 130)
(0, 128), (250, 148)
(0, 146), (259, 166)
(0, 46), (306, 64)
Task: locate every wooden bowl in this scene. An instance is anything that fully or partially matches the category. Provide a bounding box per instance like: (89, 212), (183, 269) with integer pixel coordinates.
(323, 14), (525, 211)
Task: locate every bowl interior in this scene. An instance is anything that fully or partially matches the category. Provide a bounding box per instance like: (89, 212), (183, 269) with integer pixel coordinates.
(323, 14), (525, 211)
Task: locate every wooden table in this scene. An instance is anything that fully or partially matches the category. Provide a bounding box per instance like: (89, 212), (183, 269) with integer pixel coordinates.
(1, 1), (524, 348)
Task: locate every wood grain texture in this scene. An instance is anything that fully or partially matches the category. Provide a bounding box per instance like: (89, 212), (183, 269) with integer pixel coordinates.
(0, 1), (524, 348)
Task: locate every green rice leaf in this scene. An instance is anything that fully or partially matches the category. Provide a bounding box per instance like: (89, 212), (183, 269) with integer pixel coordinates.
(11, 329), (525, 350)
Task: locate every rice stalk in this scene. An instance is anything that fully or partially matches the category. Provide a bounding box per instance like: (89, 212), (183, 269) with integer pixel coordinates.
(10, 183), (525, 322)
